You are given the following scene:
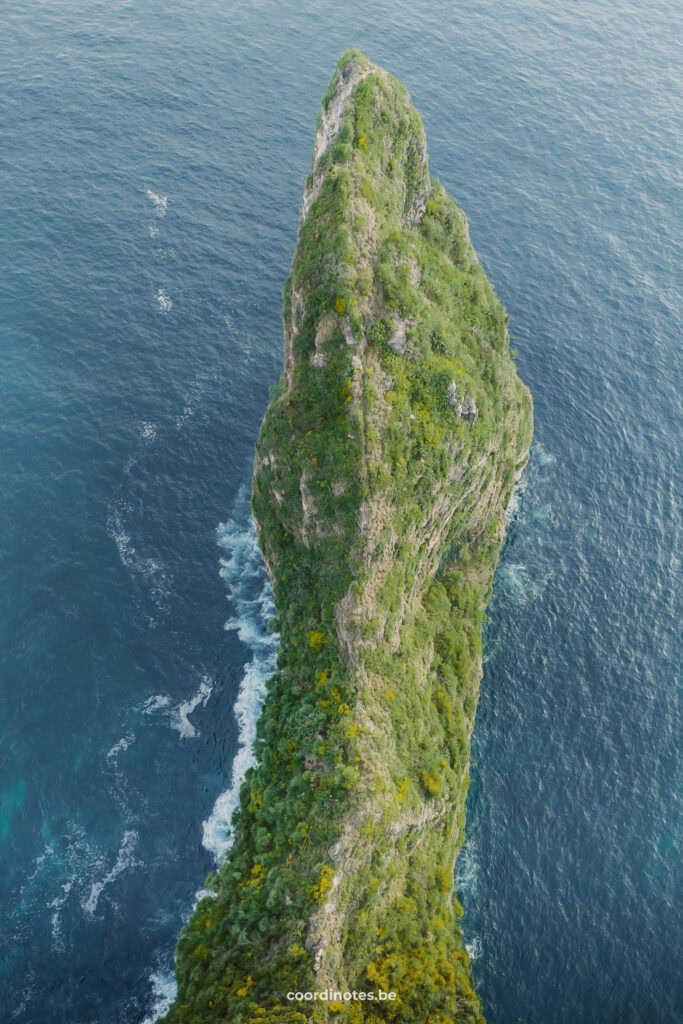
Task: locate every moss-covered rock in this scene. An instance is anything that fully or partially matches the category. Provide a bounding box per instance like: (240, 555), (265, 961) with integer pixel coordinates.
(162, 49), (532, 1024)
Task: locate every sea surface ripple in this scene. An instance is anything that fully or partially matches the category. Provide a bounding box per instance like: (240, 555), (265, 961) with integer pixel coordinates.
(0, 1), (680, 1022)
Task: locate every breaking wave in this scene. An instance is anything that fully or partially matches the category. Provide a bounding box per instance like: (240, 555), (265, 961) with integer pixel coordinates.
(141, 965), (178, 1024)
(202, 484), (278, 862)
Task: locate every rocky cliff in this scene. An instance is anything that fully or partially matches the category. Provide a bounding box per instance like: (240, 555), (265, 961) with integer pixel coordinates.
(163, 49), (532, 1024)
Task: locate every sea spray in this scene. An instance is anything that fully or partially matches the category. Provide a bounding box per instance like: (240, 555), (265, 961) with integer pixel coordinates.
(141, 966), (178, 1024)
(202, 484), (278, 861)
(142, 482), (278, 1021)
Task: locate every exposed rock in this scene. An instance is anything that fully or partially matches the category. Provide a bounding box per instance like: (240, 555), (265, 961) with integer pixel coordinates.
(300, 56), (372, 226)
(461, 394), (478, 422)
(343, 322), (358, 347)
(448, 379), (477, 422)
(403, 139), (430, 227)
(387, 319), (407, 354)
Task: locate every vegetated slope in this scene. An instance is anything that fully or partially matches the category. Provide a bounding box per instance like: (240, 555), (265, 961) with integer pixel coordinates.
(163, 49), (532, 1024)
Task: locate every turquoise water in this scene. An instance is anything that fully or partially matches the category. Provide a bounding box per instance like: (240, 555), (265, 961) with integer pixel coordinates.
(1, 1), (680, 1021)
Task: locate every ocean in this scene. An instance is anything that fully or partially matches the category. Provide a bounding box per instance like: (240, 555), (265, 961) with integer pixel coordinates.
(0, 1), (680, 1021)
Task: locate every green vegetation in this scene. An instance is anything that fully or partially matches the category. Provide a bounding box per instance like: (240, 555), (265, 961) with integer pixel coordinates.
(162, 49), (532, 1024)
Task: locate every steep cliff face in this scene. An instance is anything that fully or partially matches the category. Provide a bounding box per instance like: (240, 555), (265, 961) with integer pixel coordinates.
(164, 50), (532, 1024)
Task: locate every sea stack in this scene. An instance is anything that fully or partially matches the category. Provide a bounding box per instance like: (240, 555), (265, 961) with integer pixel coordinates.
(164, 49), (532, 1024)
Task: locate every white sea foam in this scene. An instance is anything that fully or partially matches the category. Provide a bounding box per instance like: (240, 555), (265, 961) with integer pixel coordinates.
(498, 443), (558, 606)
(505, 472), (528, 526)
(48, 879), (73, 951)
(506, 439), (558, 528)
(140, 421), (157, 441)
(174, 676), (214, 739)
(20, 823), (139, 951)
(155, 288), (172, 313)
(107, 501), (172, 621)
(193, 887), (214, 909)
(202, 486), (278, 862)
(124, 421), (157, 472)
(15, 842), (64, 949)
(455, 838), (479, 899)
(498, 562), (553, 605)
(141, 486), (277, 1020)
(107, 732), (135, 759)
(82, 830), (139, 916)
(533, 439), (556, 467)
(201, 658), (271, 860)
(455, 839), (482, 962)
(174, 369), (219, 432)
(145, 188), (168, 216)
(14, 822), (130, 950)
(9, 967), (35, 1020)
(21, 841), (55, 891)
(142, 676), (214, 739)
(141, 967), (177, 1024)
(149, 224), (159, 238)
(143, 694), (172, 714)
(497, 562), (533, 602)
(22, 825), (99, 948)
(175, 405), (194, 431)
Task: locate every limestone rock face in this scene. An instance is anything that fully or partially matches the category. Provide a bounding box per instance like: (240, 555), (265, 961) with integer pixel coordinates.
(387, 319), (408, 354)
(163, 49), (532, 1024)
(449, 379), (478, 422)
(461, 393), (478, 422)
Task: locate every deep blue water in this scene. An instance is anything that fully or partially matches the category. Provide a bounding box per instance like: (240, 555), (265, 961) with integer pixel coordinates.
(1, 1), (680, 1022)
